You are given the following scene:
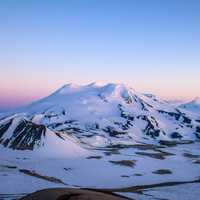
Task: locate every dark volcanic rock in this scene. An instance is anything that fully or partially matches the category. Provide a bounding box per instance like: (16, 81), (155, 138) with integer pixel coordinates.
(159, 140), (193, 146)
(0, 119), (13, 138)
(10, 120), (46, 150)
(170, 132), (183, 139)
(103, 126), (127, 137)
(196, 126), (200, 133)
(0, 119), (47, 150)
(139, 115), (161, 138)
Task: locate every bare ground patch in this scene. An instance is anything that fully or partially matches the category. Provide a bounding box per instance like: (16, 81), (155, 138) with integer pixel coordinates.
(1, 165), (17, 169)
(183, 153), (200, 159)
(152, 169), (172, 175)
(86, 156), (102, 159)
(135, 151), (173, 160)
(19, 169), (67, 185)
(109, 160), (136, 168)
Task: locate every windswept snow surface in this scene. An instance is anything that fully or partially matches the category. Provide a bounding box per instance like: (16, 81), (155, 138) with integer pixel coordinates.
(1, 142), (200, 199)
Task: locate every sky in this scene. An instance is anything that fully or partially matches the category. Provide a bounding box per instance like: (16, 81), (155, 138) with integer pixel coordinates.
(0, 0), (200, 111)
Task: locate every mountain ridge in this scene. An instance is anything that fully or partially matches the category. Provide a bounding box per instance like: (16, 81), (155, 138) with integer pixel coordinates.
(0, 83), (200, 152)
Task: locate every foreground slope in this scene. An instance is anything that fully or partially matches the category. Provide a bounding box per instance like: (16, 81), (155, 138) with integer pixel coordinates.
(0, 114), (87, 157)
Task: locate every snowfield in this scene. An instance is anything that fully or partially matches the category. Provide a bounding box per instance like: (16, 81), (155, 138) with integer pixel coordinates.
(1, 142), (200, 199)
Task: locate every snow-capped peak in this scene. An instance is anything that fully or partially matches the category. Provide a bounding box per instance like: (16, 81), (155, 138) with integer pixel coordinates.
(98, 83), (134, 100)
(85, 81), (104, 87)
(179, 97), (200, 114)
(181, 97), (200, 107)
(55, 83), (81, 95)
(191, 97), (200, 104)
(47, 82), (136, 100)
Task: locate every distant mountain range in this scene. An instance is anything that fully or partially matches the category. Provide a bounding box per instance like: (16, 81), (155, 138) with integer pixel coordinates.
(0, 83), (200, 153)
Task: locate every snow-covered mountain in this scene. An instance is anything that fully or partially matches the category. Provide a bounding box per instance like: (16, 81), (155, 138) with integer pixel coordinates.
(0, 83), (200, 151)
(179, 97), (200, 114)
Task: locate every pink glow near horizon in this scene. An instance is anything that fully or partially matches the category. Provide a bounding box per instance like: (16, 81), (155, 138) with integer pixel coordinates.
(0, 79), (198, 111)
(1, 68), (200, 110)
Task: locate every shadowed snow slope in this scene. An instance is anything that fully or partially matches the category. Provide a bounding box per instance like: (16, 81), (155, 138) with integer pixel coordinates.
(0, 115), (87, 157)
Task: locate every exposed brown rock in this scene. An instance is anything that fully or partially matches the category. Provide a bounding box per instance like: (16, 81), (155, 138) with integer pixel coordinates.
(20, 188), (130, 200)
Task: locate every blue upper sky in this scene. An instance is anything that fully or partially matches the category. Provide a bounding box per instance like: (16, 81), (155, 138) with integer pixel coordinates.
(0, 0), (200, 111)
